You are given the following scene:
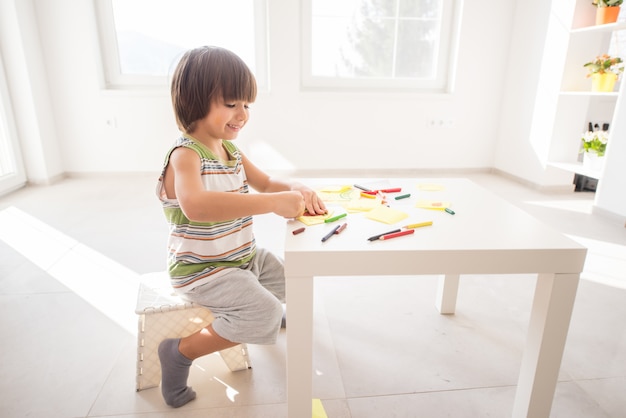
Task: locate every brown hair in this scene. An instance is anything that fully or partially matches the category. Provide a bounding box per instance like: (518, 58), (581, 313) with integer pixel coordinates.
(170, 46), (257, 133)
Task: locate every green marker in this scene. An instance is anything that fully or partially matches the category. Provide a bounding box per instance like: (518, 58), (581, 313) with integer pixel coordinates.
(445, 208), (455, 215)
(394, 193), (411, 200)
(324, 213), (347, 223)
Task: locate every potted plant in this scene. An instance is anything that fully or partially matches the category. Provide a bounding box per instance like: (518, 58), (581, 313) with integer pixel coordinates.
(580, 130), (609, 170)
(592, 0), (623, 25)
(583, 54), (624, 92)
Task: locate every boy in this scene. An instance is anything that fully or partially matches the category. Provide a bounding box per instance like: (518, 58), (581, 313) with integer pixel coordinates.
(156, 46), (326, 407)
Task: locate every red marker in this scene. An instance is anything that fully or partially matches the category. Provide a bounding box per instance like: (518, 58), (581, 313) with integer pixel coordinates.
(362, 187), (401, 195)
(292, 227), (305, 235)
(378, 229), (415, 240)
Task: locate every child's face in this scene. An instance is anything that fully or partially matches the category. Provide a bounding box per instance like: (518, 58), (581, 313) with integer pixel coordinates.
(197, 97), (251, 141)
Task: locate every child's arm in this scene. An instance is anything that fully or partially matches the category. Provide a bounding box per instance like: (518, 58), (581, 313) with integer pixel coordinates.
(242, 153), (327, 216)
(167, 147), (306, 222)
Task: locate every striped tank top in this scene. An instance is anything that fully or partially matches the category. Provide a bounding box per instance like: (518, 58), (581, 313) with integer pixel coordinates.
(156, 135), (256, 291)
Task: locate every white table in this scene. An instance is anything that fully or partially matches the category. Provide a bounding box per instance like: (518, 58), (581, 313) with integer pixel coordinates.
(283, 178), (587, 418)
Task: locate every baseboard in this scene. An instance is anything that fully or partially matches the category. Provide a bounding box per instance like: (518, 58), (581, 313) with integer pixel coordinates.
(26, 172), (67, 187)
(264, 167), (492, 179)
(491, 168), (575, 193)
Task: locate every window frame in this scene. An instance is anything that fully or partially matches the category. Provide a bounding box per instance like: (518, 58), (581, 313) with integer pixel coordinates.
(93, 0), (269, 91)
(0, 54), (26, 196)
(301, 0), (463, 93)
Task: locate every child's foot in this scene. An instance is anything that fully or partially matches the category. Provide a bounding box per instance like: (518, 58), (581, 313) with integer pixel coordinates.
(158, 338), (196, 407)
(281, 304), (287, 328)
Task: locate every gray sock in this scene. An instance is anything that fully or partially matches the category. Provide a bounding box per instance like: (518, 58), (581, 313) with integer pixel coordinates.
(281, 304), (287, 328)
(158, 338), (196, 408)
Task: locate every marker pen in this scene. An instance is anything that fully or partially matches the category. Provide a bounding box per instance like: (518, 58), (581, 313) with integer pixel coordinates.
(334, 223), (347, 234)
(404, 221), (433, 229)
(354, 184), (372, 192)
(379, 229), (415, 240)
(322, 225), (341, 242)
(324, 213), (347, 223)
(367, 229), (401, 241)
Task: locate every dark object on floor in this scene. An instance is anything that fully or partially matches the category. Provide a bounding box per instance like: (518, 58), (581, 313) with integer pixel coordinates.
(574, 174), (598, 192)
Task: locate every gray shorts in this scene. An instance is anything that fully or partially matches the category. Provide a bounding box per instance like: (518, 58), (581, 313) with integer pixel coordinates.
(179, 248), (285, 345)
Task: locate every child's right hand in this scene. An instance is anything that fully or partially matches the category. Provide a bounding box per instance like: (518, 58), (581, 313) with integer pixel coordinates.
(273, 191), (306, 218)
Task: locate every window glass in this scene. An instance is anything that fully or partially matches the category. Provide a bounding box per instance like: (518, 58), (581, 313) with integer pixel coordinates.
(97, 0), (267, 89)
(0, 56), (25, 195)
(304, 0), (460, 92)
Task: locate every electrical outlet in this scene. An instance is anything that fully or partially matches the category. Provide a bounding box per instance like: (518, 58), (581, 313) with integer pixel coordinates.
(104, 117), (117, 128)
(427, 118), (455, 128)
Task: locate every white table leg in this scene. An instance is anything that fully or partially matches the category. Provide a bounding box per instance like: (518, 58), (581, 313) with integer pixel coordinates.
(436, 274), (460, 314)
(512, 273), (580, 418)
(286, 274), (314, 418)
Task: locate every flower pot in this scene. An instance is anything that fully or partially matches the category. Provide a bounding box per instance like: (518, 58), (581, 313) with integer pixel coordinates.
(591, 72), (618, 92)
(583, 152), (605, 172)
(596, 6), (620, 25)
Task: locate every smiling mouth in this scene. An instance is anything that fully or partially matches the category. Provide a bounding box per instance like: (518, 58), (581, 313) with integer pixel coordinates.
(227, 124), (241, 130)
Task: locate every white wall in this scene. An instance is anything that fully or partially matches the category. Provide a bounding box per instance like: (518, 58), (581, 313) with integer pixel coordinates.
(3, 0), (515, 177)
(493, 0), (578, 188)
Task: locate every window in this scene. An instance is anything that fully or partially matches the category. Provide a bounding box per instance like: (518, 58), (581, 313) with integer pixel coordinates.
(302, 0), (462, 92)
(0, 55), (25, 196)
(95, 0), (268, 90)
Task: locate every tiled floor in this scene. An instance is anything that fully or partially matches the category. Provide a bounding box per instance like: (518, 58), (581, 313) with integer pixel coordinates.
(0, 172), (625, 418)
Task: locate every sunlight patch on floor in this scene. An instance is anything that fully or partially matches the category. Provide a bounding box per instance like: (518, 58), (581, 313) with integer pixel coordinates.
(524, 199), (593, 215)
(0, 206), (139, 334)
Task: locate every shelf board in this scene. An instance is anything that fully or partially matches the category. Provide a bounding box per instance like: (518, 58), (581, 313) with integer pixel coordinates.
(559, 91), (619, 97)
(548, 161), (603, 179)
(571, 21), (626, 33)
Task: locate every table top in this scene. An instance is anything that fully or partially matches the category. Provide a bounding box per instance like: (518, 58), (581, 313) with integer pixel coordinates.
(284, 178), (587, 277)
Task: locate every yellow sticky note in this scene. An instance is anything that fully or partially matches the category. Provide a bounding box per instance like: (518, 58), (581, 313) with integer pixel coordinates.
(343, 198), (380, 212)
(418, 183), (445, 191)
(416, 200), (450, 210)
(316, 188), (358, 202)
(365, 205), (409, 224)
(319, 185), (352, 193)
(297, 210), (335, 226)
(313, 399), (328, 418)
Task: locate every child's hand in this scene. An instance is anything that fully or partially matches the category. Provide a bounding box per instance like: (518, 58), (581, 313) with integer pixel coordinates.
(288, 186), (326, 216)
(299, 188), (327, 216)
(273, 191), (306, 218)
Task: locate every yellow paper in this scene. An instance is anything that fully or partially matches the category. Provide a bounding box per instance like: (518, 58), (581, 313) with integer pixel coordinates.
(343, 198), (380, 212)
(418, 183), (445, 191)
(365, 205), (409, 224)
(297, 210), (335, 226)
(313, 398), (328, 418)
(319, 185), (352, 193)
(416, 200), (450, 210)
(316, 187), (358, 202)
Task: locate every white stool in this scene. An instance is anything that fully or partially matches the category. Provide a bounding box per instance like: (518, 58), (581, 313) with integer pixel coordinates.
(135, 272), (251, 391)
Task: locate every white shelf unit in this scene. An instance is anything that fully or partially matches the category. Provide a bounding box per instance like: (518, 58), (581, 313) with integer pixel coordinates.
(545, 3), (626, 181)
